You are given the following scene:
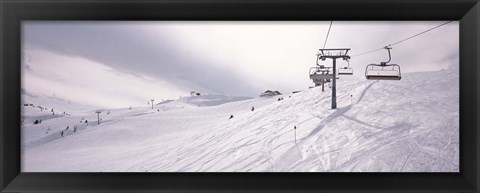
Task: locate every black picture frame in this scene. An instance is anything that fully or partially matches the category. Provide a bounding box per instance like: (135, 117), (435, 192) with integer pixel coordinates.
(1, 0), (479, 192)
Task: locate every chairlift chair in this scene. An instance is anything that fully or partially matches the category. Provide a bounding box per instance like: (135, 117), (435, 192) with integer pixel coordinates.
(339, 67), (354, 75)
(364, 46), (401, 80)
(338, 60), (353, 75)
(365, 64), (401, 80)
(309, 66), (333, 86)
(310, 67), (327, 75)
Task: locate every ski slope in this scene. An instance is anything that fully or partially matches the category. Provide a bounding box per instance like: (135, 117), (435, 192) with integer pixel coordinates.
(21, 65), (459, 172)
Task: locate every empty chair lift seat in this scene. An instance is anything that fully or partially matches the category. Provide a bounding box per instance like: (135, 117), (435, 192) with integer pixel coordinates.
(338, 67), (353, 75)
(365, 64), (401, 80)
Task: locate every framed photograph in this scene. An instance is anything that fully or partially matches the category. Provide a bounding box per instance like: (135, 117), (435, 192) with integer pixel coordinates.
(1, 0), (479, 192)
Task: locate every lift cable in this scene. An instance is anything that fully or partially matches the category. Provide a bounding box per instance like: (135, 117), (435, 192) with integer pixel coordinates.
(351, 21), (454, 57)
(322, 21), (333, 49)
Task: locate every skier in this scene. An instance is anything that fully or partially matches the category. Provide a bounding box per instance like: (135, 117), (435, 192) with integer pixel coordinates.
(229, 115), (234, 119)
(251, 106), (255, 111)
(65, 125), (69, 131)
(61, 131), (64, 138)
(73, 125), (77, 133)
(85, 120), (88, 125)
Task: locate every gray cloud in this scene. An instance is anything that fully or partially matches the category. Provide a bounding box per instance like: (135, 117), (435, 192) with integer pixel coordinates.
(22, 21), (262, 97)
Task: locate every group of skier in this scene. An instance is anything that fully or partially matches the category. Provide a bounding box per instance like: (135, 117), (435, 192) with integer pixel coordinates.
(60, 125), (78, 138)
(58, 119), (87, 138)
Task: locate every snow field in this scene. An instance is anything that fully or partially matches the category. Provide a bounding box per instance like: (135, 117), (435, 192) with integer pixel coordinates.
(22, 65), (459, 172)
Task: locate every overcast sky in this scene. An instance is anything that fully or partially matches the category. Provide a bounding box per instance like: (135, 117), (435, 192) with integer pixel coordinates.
(21, 21), (459, 108)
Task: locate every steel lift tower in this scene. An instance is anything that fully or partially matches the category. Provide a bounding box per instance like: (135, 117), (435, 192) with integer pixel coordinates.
(317, 48), (350, 109)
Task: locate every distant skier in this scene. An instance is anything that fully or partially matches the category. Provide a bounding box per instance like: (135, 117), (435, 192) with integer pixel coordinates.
(229, 115), (234, 119)
(61, 131), (64, 138)
(73, 125), (77, 133)
(85, 120), (88, 125)
(251, 106), (255, 111)
(65, 126), (69, 131)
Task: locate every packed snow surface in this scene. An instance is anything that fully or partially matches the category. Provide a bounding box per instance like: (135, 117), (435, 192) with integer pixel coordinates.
(22, 66), (459, 172)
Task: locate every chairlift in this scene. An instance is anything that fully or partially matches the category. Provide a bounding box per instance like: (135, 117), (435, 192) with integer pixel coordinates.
(365, 64), (401, 80)
(309, 66), (330, 75)
(309, 66), (333, 86)
(338, 60), (353, 75)
(365, 46), (401, 80)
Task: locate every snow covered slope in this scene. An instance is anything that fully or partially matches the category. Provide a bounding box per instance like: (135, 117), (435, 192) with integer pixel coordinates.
(22, 65), (459, 172)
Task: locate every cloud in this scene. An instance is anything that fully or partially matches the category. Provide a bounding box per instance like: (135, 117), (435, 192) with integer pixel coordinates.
(22, 48), (187, 108)
(22, 21), (262, 97)
(22, 21), (459, 108)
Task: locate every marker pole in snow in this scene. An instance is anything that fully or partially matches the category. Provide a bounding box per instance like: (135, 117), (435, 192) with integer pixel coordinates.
(150, 99), (155, 109)
(294, 126), (297, 144)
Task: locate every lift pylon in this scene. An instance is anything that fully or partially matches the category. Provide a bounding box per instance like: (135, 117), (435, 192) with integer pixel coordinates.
(312, 48), (350, 109)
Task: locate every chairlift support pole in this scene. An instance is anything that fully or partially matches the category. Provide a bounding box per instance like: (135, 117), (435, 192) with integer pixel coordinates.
(318, 48), (351, 109)
(321, 78), (325, 92)
(95, 111), (101, 125)
(332, 58), (337, 109)
(381, 46), (392, 66)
